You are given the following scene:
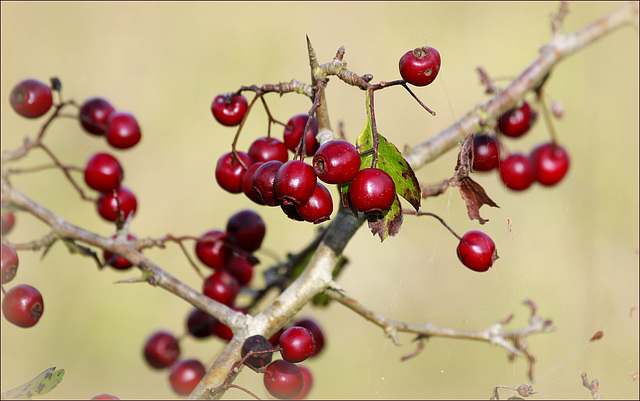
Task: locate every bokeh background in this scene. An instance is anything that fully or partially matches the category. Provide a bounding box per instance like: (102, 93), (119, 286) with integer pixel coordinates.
(1, 2), (638, 400)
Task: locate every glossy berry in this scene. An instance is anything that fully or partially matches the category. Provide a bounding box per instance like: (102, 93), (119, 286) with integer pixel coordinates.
(103, 234), (137, 270)
(1, 212), (15, 235)
(203, 271), (240, 306)
(79, 98), (115, 135)
(248, 137), (289, 164)
(96, 187), (138, 222)
(143, 330), (180, 369)
(530, 142), (570, 186)
(241, 162), (266, 205)
(499, 153), (535, 191)
(226, 209), (266, 252)
(497, 102), (534, 138)
(215, 151), (253, 194)
(211, 94), (248, 127)
(263, 360), (304, 399)
(292, 365), (313, 400)
(186, 308), (215, 339)
(295, 183), (333, 224)
(348, 168), (396, 216)
(283, 115), (319, 156)
(168, 359), (206, 396)
(1, 243), (19, 284)
(472, 134), (500, 172)
(2, 284), (44, 328)
(9, 79), (53, 118)
(274, 160), (317, 205)
(456, 231), (498, 272)
(224, 254), (255, 287)
(251, 160), (284, 206)
(91, 394), (120, 400)
(106, 112), (142, 149)
(312, 140), (361, 184)
(241, 334), (275, 370)
(399, 47), (441, 87)
(280, 326), (316, 363)
(292, 318), (325, 358)
(84, 153), (124, 192)
(195, 230), (233, 271)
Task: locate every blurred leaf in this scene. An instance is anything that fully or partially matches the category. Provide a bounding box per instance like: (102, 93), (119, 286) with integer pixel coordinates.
(1, 367), (65, 400)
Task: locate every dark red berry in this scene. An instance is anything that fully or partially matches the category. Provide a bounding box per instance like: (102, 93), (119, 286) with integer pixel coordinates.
(291, 365), (313, 400)
(226, 209), (266, 253)
(268, 328), (285, 347)
(2, 284), (44, 328)
(211, 94), (248, 127)
(96, 187), (138, 222)
(292, 318), (325, 358)
(106, 112), (142, 149)
(251, 160), (284, 206)
(280, 326), (316, 363)
(497, 102), (534, 138)
(295, 182), (333, 224)
(1, 243), (19, 284)
(248, 136), (289, 164)
(472, 134), (500, 172)
(9, 79), (53, 118)
(79, 98), (115, 135)
(456, 231), (498, 272)
(399, 47), (441, 87)
(84, 152), (124, 192)
(168, 359), (206, 396)
(283, 115), (319, 157)
(263, 360), (304, 399)
(194, 230), (233, 271)
(241, 334), (275, 370)
(312, 140), (361, 184)
(348, 168), (396, 216)
(499, 153), (535, 191)
(186, 308), (215, 339)
(103, 233), (137, 270)
(241, 162), (266, 205)
(530, 142), (570, 186)
(143, 331), (181, 369)
(91, 394), (120, 400)
(215, 151), (253, 194)
(224, 253), (255, 286)
(210, 306), (246, 341)
(203, 271), (240, 306)
(1, 212), (15, 236)
(274, 160), (317, 206)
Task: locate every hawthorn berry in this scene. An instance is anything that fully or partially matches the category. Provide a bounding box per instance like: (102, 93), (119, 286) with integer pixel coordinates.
(103, 233), (137, 270)
(283, 115), (319, 156)
(224, 254), (255, 286)
(226, 209), (266, 252)
(530, 142), (570, 186)
(143, 330), (181, 369)
(348, 168), (396, 216)
(203, 270), (240, 306)
(194, 230), (233, 271)
(292, 365), (313, 400)
(251, 160), (284, 206)
(79, 97), (115, 135)
(168, 359), (206, 396)
(248, 136), (289, 164)
(263, 360), (304, 399)
(295, 182), (333, 224)
(106, 112), (142, 149)
(9, 79), (53, 118)
(456, 231), (498, 272)
(292, 318), (325, 358)
(497, 101), (534, 138)
(84, 153), (124, 192)
(215, 151), (253, 194)
(274, 160), (317, 206)
(241, 334), (275, 370)
(211, 93), (248, 127)
(210, 306), (247, 341)
(472, 134), (500, 172)
(279, 326), (316, 363)
(186, 308), (215, 339)
(268, 328), (285, 347)
(1, 212), (15, 236)
(241, 162), (266, 205)
(96, 187), (138, 222)
(499, 153), (535, 191)
(1, 243), (19, 284)
(312, 140), (361, 184)
(399, 46), (441, 87)
(2, 284), (44, 328)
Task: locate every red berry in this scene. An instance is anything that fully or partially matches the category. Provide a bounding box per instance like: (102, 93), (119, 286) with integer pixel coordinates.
(211, 94), (248, 127)
(224, 253), (255, 286)
(194, 230), (233, 271)
(399, 47), (441, 87)
(1, 243), (19, 284)
(295, 182), (333, 224)
(497, 102), (534, 138)
(203, 271), (240, 306)
(283, 115), (319, 157)
(215, 151), (253, 194)
(263, 360), (304, 399)
(241, 162), (266, 205)
(210, 306), (246, 341)
(79, 97), (115, 135)
(2, 284), (44, 328)
(143, 330), (180, 369)
(530, 142), (570, 186)
(226, 209), (266, 253)
(168, 359), (206, 396)
(241, 334), (275, 370)
(268, 328), (285, 347)
(312, 140), (361, 184)
(456, 231), (498, 272)
(251, 160), (284, 206)
(106, 112), (142, 149)
(186, 308), (215, 339)
(96, 187), (138, 222)
(1, 212), (15, 235)
(280, 326), (316, 363)
(9, 79), (53, 118)
(248, 136), (289, 164)
(84, 153), (124, 192)
(291, 365), (313, 399)
(348, 168), (396, 216)
(499, 153), (535, 191)
(274, 160), (317, 206)
(91, 394), (120, 400)
(292, 318), (325, 358)
(103, 234), (137, 270)
(472, 134), (500, 172)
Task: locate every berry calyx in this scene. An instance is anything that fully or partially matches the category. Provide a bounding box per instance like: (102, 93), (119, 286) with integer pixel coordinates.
(194, 230), (233, 271)
(241, 334), (275, 370)
(274, 160), (317, 206)
(211, 93), (248, 127)
(202, 271), (240, 306)
(96, 187), (138, 222)
(9, 79), (53, 118)
(143, 330), (181, 369)
(215, 151), (253, 194)
(283, 115), (319, 157)
(399, 47), (441, 87)
(295, 182), (333, 224)
(103, 233), (137, 270)
(312, 140), (361, 184)
(79, 97), (115, 135)
(456, 231), (498, 272)
(168, 359), (206, 396)
(251, 160), (284, 206)
(348, 168), (396, 216)
(497, 101), (534, 138)
(279, 326), (316, 363)
(2, 284), (44, 328)
(248, 136), (289, 164)
(1, 243), (19, 284)
(263, 360), (304, 399)
(106, 112), (142, 149)
(226, 209), (266, 252)
(292, 318), (325, 358)
(530, 142), (570, 186)
(499, 153), (535, 191)
(472, 134), (500, 172)
(84, 153), (124, 192)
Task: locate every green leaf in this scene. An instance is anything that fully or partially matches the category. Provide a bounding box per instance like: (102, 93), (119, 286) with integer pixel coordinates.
(1, 367), (65, 400)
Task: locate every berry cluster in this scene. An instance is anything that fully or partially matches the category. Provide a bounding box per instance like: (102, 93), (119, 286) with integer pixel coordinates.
(79, 97), (142, 149)
(1, 243), (44, 328)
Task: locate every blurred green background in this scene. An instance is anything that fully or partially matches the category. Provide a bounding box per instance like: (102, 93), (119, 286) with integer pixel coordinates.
(1, 2), (638, 400)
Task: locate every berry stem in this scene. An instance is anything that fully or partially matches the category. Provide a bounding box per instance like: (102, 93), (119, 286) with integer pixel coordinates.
(537, 90), (560, 146)
(230, 93), (261, 169)
(403, 209), (461, 241)
(367, 88), (380, 168)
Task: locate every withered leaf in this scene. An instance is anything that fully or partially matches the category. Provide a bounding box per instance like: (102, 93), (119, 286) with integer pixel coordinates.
(589, 331), (604, 342)
(367, 195), (403, 241)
